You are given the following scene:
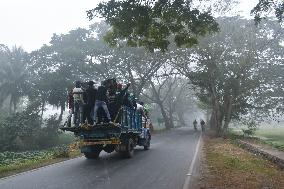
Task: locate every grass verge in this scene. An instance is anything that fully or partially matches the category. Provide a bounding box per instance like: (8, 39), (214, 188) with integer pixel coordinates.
(0, 146), (81, 178)
(254, 128), (284, 151)
(200, 137), (284, 189)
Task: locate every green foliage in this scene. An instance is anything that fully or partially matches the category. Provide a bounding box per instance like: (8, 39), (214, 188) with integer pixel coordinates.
(0, 102), (71, 152)
(0, 104), (41, 151)
(252, 0), (284, 24)
(52, 146), (70, 158)
(175, 17), (284, 135)
(0, 151), (53, 166)
(255, 128), (284, 151)
(0, 45), (29, 114)
(87, 0), (219, 52)
(241, 120), (257, 137)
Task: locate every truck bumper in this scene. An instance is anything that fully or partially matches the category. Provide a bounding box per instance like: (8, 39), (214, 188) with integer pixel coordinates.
(79, 138), (121, 147)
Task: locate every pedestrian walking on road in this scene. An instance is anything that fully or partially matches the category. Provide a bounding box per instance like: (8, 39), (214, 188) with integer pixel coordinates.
(193, 119), (198, 131)
(200, 119), (205, 132)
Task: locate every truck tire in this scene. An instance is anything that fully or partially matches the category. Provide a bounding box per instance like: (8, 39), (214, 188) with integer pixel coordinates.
(121, 138), (135, 158)
(144, 133), (151, 150)
(84, 148), (101, 159)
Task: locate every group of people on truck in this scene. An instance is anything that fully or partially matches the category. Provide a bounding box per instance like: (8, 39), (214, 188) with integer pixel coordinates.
(67, 78), (148, 127)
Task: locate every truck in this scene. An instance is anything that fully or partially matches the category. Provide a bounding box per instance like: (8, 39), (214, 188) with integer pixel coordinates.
(61, 106), (151, 159)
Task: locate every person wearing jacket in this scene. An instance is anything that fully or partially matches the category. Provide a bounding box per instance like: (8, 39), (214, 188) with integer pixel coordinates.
(72, 81), (85, 127)
(93, 82), (111, 124)
(85, 81), (97, 125)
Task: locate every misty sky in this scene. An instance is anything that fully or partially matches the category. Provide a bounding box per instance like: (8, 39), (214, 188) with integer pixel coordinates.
(0, 0), (257, 52)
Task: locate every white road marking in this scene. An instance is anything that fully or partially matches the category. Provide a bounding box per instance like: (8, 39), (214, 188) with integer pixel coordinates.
(182, 133), (202, 189)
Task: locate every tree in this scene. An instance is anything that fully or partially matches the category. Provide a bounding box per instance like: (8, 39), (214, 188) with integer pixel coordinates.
(28, 28), (99, 121)
(175, 17), (284, 136)
(142, 63), (196, 129)
(0, 45), (29, 114)
(87, 0), (219, 52)
(251, 0), (284, 23)
(87, 22), (169, 97)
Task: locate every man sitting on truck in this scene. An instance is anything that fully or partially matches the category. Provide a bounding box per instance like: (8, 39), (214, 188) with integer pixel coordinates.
(93, 81), (112, 124)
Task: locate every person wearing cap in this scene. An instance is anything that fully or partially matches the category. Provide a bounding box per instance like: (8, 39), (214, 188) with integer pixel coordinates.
(85, 81), (97, 125)
(72, 81), (85, 127)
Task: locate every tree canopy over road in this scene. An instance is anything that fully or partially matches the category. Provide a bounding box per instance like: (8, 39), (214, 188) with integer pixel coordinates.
(0, 0), (283, 152)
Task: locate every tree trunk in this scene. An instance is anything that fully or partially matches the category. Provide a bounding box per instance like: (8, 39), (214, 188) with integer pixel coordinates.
(40, 100), (45, 123)
(177, 111), (186, 127)
(210, 96), (223, 137)
(9, 97), (12, 115)
(159, 102), (173, 130)
(222, 95), (233, 137)
(206, 109), (211, 124)
(58, 102), (65, 123)
(168, 101), (175, 128)
(13, 100), (17, 114)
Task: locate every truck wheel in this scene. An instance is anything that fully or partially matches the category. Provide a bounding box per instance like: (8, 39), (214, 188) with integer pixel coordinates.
(103, 145), (115, 153)
(122, 138), (135, 158)
(144, 133), (151, 150)
(84, 148), (101, 159)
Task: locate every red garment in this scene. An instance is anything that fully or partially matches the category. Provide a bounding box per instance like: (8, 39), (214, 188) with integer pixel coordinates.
(68, 90), (74, 109)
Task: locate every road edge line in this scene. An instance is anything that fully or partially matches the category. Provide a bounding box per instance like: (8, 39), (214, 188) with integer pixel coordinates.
(182, 133), (202, 189)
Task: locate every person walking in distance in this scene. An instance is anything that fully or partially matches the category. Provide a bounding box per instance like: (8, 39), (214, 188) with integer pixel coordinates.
(193, 119), (198, 131)
(200, 119), (205, 132)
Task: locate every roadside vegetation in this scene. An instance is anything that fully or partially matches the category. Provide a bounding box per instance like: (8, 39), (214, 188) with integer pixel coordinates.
(200, 137), (284, 189)
(230, 124), (284, 152)
(0, 144), (80, 178)
(254, 128), (284, 151)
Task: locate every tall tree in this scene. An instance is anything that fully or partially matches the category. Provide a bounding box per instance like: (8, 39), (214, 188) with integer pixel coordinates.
(0, 45), (29, 114)
(175, 17), (284, 136)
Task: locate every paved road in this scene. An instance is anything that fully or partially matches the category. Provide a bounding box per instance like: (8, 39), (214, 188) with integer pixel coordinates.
(0, 127), (200, 189)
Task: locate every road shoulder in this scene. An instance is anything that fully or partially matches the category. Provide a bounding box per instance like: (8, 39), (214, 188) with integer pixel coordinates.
(198, 136), (284, 189)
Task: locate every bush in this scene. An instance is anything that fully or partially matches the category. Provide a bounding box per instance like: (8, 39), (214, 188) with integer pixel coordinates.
(242, 120), (257, 137)
(0, 109), (75, 152)
(52, 146), (70, 158)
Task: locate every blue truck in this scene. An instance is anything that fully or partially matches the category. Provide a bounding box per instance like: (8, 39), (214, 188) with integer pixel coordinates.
(61, 106), (151, 159)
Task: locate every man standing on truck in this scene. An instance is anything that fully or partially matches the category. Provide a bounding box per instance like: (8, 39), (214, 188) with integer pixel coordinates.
(110, 83), (130, 123)
(73, 81), (85, 127)
(108, 79), (118, 121)
(85, 81), (97, 125)
(93, 81), (112, 124)
(66, 88), (74, 127)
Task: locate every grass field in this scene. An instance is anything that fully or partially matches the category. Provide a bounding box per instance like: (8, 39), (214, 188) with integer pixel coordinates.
(254, 127), (284, 150)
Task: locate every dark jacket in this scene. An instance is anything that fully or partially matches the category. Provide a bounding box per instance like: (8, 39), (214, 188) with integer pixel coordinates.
(116, 84), (130, 105)
(96, 86), (108, 102)
(85, 87), (97, 105)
